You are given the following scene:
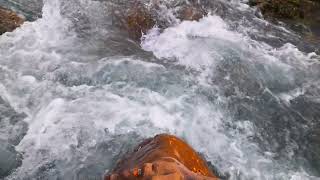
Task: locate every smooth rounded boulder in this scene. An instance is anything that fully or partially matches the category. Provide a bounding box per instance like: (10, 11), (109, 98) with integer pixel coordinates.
(105, 134), (218, 180)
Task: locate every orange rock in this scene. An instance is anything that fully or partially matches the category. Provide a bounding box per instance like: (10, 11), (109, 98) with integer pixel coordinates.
(177, 6), (207, 21)
(105, 134), (218, 180)
(124, 6), (155, 40)
(0, 7), (24, 35)
(111, 1), (207, 40)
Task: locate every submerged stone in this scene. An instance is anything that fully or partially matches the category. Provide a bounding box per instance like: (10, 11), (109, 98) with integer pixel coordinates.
(105, 134), (218, 180)
(249, 0), (320, 53)
(176, 5), (207, 21)
(0, 140), (22, 178)
(111, 0), (207, 40)
(0, 6), (24, 35)
(124, 5), (156, 40)
(0, 0), (43, 21)
(249, 0), (320, 34)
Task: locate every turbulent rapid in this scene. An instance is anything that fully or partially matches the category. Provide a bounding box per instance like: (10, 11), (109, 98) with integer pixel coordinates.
(0, 0), (320, 179)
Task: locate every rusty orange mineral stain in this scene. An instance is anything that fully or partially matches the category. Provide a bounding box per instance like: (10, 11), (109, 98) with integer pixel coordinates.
(106, 134), (218, 180)
(132, 168), (139, 177)
(124, 7), (155, 40)
(0, 7), (24, 35)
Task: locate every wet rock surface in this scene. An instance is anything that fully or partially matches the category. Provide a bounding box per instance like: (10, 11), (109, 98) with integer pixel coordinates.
(108, 0), (207, 40)
(123, 4), (156, 40)
(0, 6), (24, 35)
(175, 5), (207, 21)
(249, 0), (320, 53)
(249, 0), (316, 20)
(106, 134), (218, 180)
(0, 140), (22, 178)
(0, 0), (42, 21)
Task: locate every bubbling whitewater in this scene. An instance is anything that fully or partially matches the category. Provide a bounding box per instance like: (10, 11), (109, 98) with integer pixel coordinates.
(0, 0), (320, 179)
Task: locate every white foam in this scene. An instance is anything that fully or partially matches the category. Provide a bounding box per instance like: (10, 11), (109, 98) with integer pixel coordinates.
(142, 15), (243, 70)
(140, 11), (319, 179)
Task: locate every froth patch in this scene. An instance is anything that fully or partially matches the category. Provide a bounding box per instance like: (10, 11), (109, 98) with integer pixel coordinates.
(141, 15), (243, 69)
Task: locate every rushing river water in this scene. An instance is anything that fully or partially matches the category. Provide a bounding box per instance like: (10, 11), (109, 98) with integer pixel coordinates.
(0, 0), (320, 179)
